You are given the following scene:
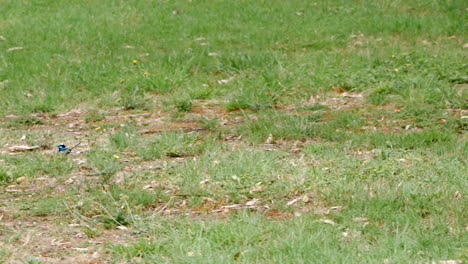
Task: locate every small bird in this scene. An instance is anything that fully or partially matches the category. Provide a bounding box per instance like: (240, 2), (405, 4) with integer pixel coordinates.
(57, 142), (81, 155)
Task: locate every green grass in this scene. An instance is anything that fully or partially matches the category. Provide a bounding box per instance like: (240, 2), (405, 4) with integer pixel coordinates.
(0, 153), (75, 183)
(0, 117), (44, 128)
(84, 109), (105, 123)
(136, 131), (217, 160)
(86, 150), (123, 184)
(107, 211), (466, 263)
(0, 0), (466, 262)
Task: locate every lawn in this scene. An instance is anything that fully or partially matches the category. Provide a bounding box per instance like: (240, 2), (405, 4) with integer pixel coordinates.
(0, 0), (466, 263)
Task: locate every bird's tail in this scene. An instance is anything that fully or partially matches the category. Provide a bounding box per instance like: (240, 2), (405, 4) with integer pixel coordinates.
(70, 141), (81, 150)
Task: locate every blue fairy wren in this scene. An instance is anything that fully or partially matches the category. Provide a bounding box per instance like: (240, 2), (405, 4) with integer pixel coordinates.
(58, 142), (81, 155)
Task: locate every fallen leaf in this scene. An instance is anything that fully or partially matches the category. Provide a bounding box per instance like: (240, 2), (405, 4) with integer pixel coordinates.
(246, 198), (259, 206)
(287, 197), (301, 206)
(7, 47), (24, 52)
(341, 92), (363, 98)
(64, 177), (76, 185)
(51, 239), (70, 246)
(217, 77), (234, 85)
(22, 232), (31, 245)
(353, 217), (369, 223)
(327, 206), (343, 214)
(16, 176), (28, 184)
(265, 134), (274, 144)
(251, 185), (265, 192)
(434, 261), (463, 264)
(202, 197), (215, 203)
(199, 179), (209, 185)
(318, 219), (336, 225)
(6, 185), (22, 193)
(222, 204), (241, 209)
(72, 248), (89, 252)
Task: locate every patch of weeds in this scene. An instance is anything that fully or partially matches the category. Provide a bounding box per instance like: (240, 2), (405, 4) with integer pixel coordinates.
(448, 85), (468, 109)
(116, 187), (162, 209)
(174, 98), (193, 112)
(22, 255), (44, 264)
(302, 142), (344, 158)
(84, 109), (105, 123)
(136, 141), (163, 160)
(0, 248), (11, 262)
(351, 129), (456, 149)
(98, 211), (132, 229)
(30, 196), (66, 217)
(25, 130), (54, 150)
(30, 100), (56, 114)
(199, 117), (219, 131)
(169, 110), (188, 120)
(327, 111), (365, 129)
(367, 83), (393, 105)
(81, 226), (102, 238)
(226, 88), (278, 111)
(0, 169), (14, 185)
(1, 117), (43, 128)
(188, 85), (213, 99)
(240, 110), (367, 143)
(390, 129), (456, 149)
(78, 185), (160, 229)
(86, 150), (123, 184)
(172, 149), (294, 202)
(395, 104), (449, 127)
(0, 154), (75, 179)
(140, 75), (175, 94)
(137, 131), (210, 160)
(109, 125), (140, 151)
(216, 53), (279, 72)
(310, 111), (366, 141)
(297, 103), (329, 111)
(119, 85), (151, 110)
(237, 111), (320, 143)
(108, 238), (161, 261)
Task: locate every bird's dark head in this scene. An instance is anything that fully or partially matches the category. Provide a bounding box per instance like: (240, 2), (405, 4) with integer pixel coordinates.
(58, 144), (67, 151)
